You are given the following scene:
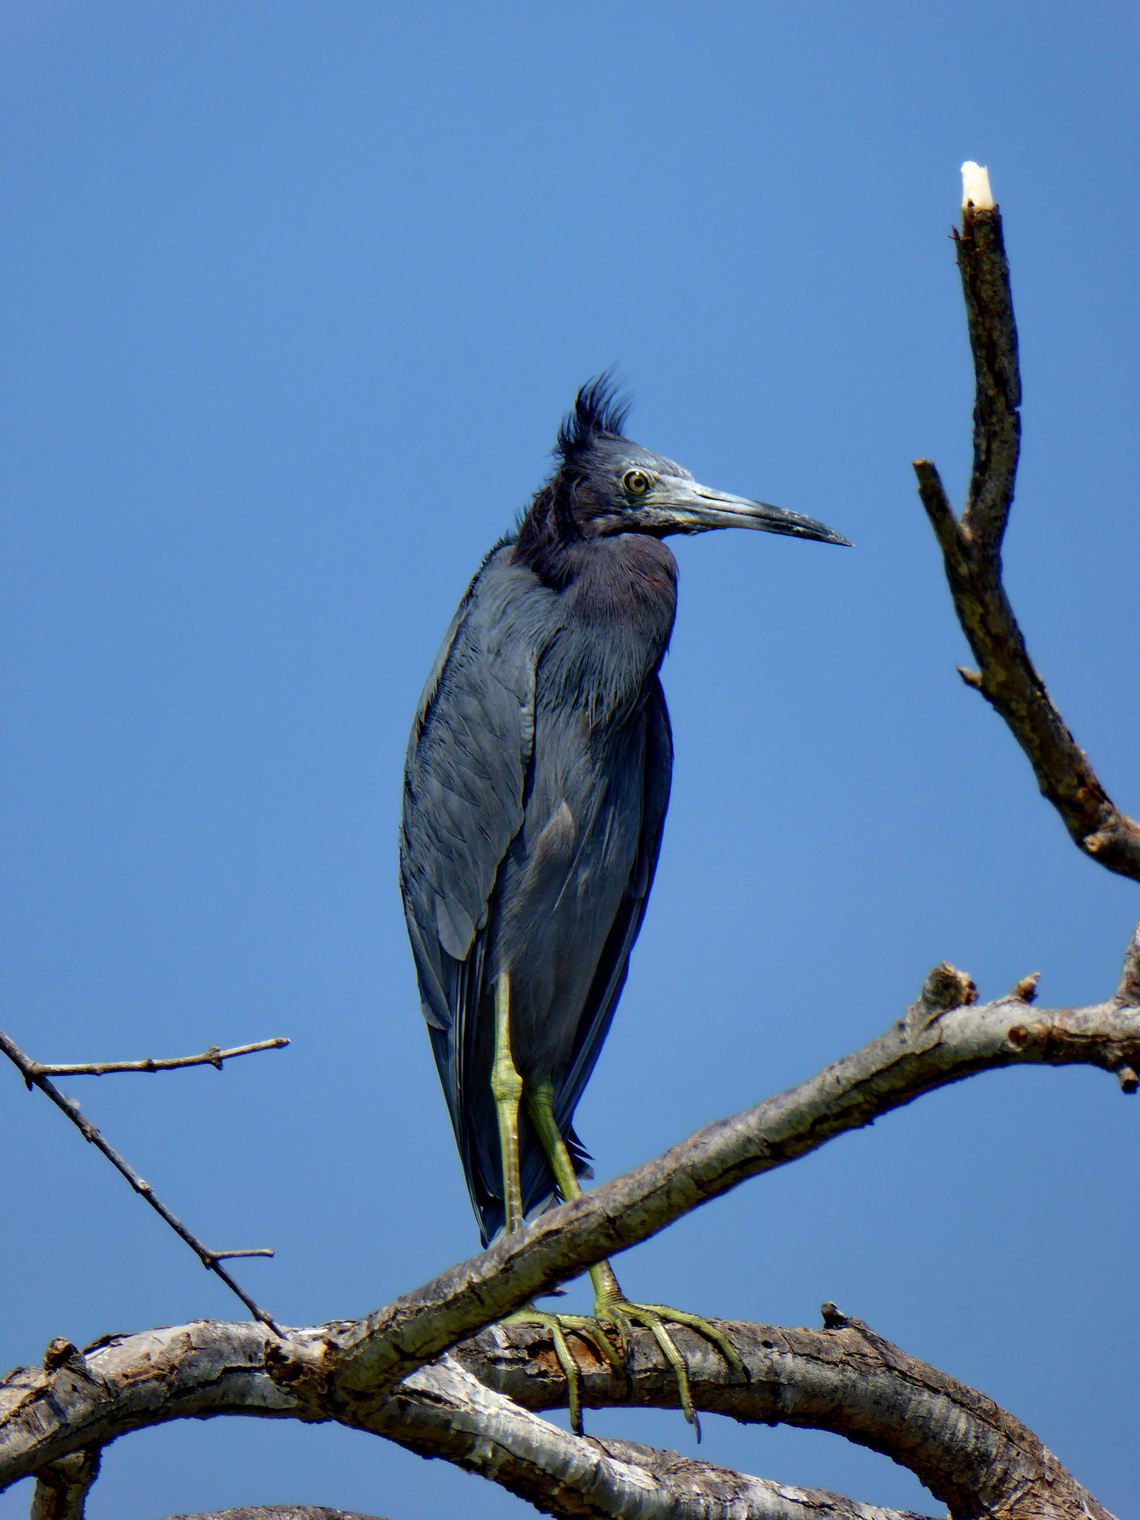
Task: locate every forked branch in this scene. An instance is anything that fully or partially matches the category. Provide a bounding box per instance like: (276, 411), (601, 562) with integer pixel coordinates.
(914, 169), (1140, 881)
(0, 1028), (284, 1333)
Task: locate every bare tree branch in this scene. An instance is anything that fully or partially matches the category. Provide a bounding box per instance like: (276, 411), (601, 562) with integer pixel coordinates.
(1, 1309), (1115, 1520)
(322, 944), (1140, 1402)
(0, 1029), (283, 1333)
(383, 1356), (939, 1520)
(4, 926), (1136, 1517)
(452, 1309), (1113, 1520)
(913, 197), (1140, 882)
(26, 1038), (289, 1078)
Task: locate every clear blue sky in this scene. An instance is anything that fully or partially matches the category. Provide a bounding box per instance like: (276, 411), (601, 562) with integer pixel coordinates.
(1, 4), (1138, 1517)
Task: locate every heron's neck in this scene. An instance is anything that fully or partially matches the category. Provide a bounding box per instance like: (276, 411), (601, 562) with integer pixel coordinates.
(563, 534), (677, 629)
(527, 535), (677, 724)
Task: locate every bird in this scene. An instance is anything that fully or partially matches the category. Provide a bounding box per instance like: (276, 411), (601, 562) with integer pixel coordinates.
(400, 376), (848, 1430)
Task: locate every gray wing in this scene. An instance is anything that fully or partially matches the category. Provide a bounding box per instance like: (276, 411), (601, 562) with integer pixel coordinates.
(553, 676), (673, 1142)
(400, 545), (557, 1140)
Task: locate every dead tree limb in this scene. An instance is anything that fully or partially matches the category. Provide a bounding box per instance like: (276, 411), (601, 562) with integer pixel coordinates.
(3, 932), (1134, 1520)
(0, 1308), (1114, 1520)
(453, 1308), (1113, 1520)
(913, 173), (1140, 882)
(28, 1447), (99, 1520)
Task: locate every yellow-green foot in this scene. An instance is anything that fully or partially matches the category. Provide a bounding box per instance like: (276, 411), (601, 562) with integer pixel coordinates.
(594, 1296), (745, 1438)
(504, 1305), (622, 1435)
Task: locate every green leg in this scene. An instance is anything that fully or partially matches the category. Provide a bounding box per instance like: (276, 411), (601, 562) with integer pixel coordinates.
(489, 971), (524, 1235)
(493, 977), (619, 1434)
(527, 1079), (744, 1438)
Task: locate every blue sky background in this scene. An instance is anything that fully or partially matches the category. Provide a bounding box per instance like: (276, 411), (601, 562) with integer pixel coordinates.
(1, 4), (1138, 1517)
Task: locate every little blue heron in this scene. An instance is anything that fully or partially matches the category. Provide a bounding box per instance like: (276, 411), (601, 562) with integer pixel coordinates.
(400, 378), (848, 1429)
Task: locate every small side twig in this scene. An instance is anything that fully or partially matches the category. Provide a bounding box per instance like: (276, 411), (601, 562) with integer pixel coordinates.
(0, 1027), (282, 1335)
(26, 1037), (288, 1078)
(913, 165), (1140, 883)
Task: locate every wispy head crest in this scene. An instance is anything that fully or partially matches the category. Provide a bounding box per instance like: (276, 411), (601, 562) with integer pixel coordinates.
(556, 372), (630, 460)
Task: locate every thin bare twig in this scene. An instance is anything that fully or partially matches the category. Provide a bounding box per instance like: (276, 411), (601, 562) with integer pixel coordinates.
(914, 183), (1140, 882)
(0, 1028), (282, 1335)
(26, 1038), (288, 1079)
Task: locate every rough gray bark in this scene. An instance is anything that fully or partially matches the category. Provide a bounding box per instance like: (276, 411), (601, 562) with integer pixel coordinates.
(28, 1449), (99, 1520)
(0, 1302), (1117, 1520)
(453, 1308), (1112, 1519)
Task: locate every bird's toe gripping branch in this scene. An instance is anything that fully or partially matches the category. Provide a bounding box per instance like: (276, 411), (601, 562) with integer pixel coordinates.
(589, 1280), (746, 1438)
(506, 1284), (744, 1438)
(504, 1068), (744, 1436)
(503, 1303), (623, 1435)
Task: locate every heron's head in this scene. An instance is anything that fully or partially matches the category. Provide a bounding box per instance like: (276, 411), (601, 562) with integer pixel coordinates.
(528, 375), (850, 548)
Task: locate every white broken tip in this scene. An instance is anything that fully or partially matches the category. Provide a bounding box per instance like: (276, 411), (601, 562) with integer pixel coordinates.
(961, 161), (994, 211)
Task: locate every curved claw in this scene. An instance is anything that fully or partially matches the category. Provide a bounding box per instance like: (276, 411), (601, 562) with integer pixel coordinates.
(594, 1298), (745, 1440)
(504, 1307), (620, 1435)
(635, 1303), (746, 1377)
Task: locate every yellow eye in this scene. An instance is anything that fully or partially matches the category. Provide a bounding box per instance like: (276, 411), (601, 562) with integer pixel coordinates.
(622, 469), (651, 497)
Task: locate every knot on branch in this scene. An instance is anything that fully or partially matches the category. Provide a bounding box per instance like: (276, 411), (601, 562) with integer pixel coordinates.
(906, 963), (977, 1032)
(264, 1334), (334, 1416)
(1005, 1021), (1053, 1053)
(42, 1340), (85, 1374)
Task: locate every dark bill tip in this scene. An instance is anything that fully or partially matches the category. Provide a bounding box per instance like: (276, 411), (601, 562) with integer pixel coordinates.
(691, 491), (852, 547)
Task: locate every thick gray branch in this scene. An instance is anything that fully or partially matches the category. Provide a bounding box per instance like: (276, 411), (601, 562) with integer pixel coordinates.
(323, 974), (1140, 1400)
(913, 202), (1140, 882)
(1, 1312), (1113, 1520)
(29, 1447), (99, 1520)
(453, 1311), (1112, 1520)
(378, 1356), (936, 1520)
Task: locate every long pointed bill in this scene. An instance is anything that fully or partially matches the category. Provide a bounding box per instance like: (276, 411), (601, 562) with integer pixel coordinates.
(639, 477), (851, 546)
